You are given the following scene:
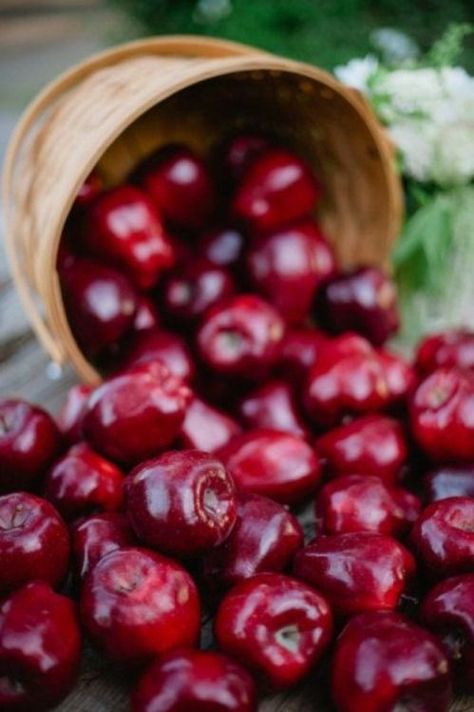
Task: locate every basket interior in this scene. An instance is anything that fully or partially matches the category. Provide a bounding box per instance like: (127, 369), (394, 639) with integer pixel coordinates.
(96, 69), (395, 269)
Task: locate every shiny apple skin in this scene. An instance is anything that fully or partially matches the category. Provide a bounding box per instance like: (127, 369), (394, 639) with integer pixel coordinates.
(218, 132), (271, 184)
(82, 361), (192, 466)
(133, 144), (215, 231)
(410, 368), (474, 462)
(315, 266), (400, 345)
(117, 328), (195, 382)
(425, 464), (474, 502)
(237, 379), (309, 439)
(276, 327), (327, 384)
(0, 492), (70, 596)
(0, 581), (81, 712)
(57, 384), (93, 445)
(331, 611), (452, 712)
(82, 184), (174, 289)
(0, 398), (61, 493)
(162, 258), (235, 324)
(409, 497), (474, 577)
(232, 148), (320, 232)
(416, 330), (474, 376)
(60, 257), (138, 356)
(71, 512), (136, 578)
(421, 574), (474, 692)
(247, 219), (336, 323)
(197, 294), (285, 378)
(199, 225), (245, 269)
(315, 474), (421, 537)
(125, 450), (236, 558)
(303, 334), (392, 428)
(218, 429), (321, 505)
(132, 294), (161, 332)
(80, 547), (200, 665)
(316, 414), (408, 485)
(179, 396), (242, 453)
(202, 492), (303, 592)
(131, 648), (257, 712)
(214, 572), (332, 689)
(293, 532), (415, 617)
(44, 442), (125, 521)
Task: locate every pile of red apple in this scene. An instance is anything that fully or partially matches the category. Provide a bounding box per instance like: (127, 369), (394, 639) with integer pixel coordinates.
(1, 136), (474, 712)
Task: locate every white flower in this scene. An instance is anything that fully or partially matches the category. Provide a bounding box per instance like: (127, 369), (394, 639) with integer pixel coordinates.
(334, 55), (379, 92)
(389, 121), (436, 183)
(375, 68), (447, 118)
(434, 123), (474, 185)
(372, 65), (474, 185)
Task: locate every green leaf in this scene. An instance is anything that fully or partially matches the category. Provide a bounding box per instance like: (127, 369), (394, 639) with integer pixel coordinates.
(393, 195), (454, 291)
(426, 22), (473, 68)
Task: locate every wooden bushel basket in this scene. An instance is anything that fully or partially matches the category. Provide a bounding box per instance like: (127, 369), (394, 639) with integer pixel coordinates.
(2, 35), (403, 384)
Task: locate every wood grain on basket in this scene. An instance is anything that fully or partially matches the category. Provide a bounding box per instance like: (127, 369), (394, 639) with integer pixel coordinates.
(2, 35), (402, 384)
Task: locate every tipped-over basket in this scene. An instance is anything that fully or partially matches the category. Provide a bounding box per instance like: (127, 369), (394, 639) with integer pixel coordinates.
(2, 35), (403, 385)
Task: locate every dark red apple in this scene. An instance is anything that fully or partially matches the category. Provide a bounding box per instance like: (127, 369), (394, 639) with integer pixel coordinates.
(218, 429), (320, 505)
(232, 148), (320, 232)
(214, 572), (332, 688)
(131, 649), (256, 712)
(331, 611), (452, 712)
(315, 414), (408, 485)
(71, 511), (136, 578)
(202, 492), (303, 591)
(0, 581), (81, 711)
(80, 547), (200, 664)
(247, 219), (336, 323)
(125, 450), (236, 558)
(82, 361), (191, 465)
(44, 442), (124, 521)
(0, 492), (70, 596)
(179, 396), (241, 452)
(315, 474), (421, 537)
(237, 379), (309, 439)
(133, 144), (215, 231)
(293, 532), (415, 616)
(0, 398), (61, 493)
(197, 294), (285, 378)
(82, 185), (174, 289)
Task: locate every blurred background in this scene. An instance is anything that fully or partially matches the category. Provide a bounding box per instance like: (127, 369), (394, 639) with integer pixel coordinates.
(1, 1), (473, 110)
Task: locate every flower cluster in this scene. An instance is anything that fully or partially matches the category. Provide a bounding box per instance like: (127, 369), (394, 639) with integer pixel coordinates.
(335, 56), (474, 187)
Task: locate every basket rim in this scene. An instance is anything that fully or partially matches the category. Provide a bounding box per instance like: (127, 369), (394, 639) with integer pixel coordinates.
(2, 35), (403, 385)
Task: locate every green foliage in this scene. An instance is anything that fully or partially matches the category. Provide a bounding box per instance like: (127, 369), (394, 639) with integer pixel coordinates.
(110, 0), (474, 71)
(426, 22), (473, 67)
(394, 190), (454, 293)
(394, 187), (474, 348)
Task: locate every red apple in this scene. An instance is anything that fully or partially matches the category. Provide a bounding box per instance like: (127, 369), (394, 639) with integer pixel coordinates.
(331, 611), (452, 712)
(202, 492), (303, 591)
(214, 572), (332, 688)
(0, 581), (81, 711)
(44, 442), (124, 521)
(218, 429), (320, 505)
(0, 398), (61, 493)
(82, 361), (191, 465)
(126, 450), (237, 558)
(293, 532), (415, 616)
(0, 492), (70, 596)
(131, 649), (256, 712)
(80, 547), (200, 665)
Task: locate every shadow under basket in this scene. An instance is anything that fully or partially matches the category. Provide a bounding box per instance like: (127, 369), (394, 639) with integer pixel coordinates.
(2, 35), (403, 384)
